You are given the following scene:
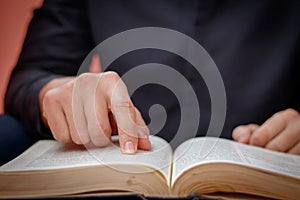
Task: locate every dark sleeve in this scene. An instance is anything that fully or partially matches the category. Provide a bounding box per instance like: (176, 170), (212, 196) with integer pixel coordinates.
(5, 0), (93, 139)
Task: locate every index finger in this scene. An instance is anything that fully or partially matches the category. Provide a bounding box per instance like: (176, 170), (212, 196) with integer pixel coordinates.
(135, 108), (151, 150)
(102, 72), (139, 154)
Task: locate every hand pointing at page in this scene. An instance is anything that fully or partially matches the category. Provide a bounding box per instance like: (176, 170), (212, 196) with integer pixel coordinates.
(38, 55), (151, 154)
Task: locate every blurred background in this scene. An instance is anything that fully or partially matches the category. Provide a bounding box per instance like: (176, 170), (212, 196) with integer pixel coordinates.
(0, 0), (42, 114)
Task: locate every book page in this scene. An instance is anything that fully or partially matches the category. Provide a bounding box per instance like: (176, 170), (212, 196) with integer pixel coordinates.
(172, 137), (300, 186)
(0, 136), (173, 182)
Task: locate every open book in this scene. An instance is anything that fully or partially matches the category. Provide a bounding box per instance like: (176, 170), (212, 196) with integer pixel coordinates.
(0, 136), (300, 199)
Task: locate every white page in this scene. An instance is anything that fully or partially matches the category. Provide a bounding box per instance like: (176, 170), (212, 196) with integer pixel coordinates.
(1, 136), (172, 181)
(172, 137), (300, 186)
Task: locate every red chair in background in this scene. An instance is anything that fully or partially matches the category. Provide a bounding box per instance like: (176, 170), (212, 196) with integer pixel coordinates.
(0, 0), (43, 114)
(0, 0), (43, 165)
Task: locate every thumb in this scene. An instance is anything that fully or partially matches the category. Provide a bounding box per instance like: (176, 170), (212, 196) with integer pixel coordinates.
(89, 54), (102, 73)
(232, 124), (259, 144)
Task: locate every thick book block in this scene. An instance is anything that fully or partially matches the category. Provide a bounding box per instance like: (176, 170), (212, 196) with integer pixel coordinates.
(1, 136), (300, 199)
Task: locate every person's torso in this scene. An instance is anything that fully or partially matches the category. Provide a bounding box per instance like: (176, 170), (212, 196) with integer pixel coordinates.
(85, 0), (300, 143)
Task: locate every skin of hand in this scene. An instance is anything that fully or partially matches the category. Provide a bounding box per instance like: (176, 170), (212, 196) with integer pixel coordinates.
(232, 108), (300, 155)
(38, 56), (151, 154)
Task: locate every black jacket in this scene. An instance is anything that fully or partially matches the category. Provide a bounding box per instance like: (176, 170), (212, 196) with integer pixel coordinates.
(5, 0), (300, 142)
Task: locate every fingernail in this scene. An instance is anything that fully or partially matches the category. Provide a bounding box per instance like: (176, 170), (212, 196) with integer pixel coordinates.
(124, 141), (135, 154)
(138, 128), (149, 139)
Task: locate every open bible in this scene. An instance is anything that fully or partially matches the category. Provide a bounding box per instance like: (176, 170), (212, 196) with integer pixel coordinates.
(0, 136), (300, 199)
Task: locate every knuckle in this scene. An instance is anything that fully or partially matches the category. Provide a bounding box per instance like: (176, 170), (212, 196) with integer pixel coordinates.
(251, 132), (267, 146)
(112, 100), (136, 123)
(115, 99), (133, 109)
(284, 108), (299, 118)
(98, 72), (123, 98)
(44, 87), (72, 106)
(43, 90), (59, 105)
(77, 73), (93, 85)
(275, 109), (299, 120)
(63, 80), (74, 90)
(103, 71), (120, 83)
